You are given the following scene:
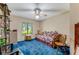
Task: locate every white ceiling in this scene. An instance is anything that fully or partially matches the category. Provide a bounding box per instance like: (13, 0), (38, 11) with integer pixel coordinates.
(7, 3), (70, 21)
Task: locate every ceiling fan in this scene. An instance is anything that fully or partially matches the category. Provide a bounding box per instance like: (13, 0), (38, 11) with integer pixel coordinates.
(14, 3), (62, 19)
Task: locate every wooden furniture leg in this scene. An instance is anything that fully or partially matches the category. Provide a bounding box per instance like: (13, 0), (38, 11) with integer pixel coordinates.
(11, 44), (13, 52)
(0, 47), (2, 55)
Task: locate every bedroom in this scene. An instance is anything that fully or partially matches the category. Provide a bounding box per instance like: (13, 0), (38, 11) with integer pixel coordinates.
(0, 3), (78, 55)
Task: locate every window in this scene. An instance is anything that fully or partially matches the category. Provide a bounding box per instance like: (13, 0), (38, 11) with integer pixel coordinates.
(22, 23), (32, 34)
(27, 23), (32, 34)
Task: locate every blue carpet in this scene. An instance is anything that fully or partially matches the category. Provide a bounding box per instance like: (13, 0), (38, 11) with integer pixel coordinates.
(13, 39), (69, 55)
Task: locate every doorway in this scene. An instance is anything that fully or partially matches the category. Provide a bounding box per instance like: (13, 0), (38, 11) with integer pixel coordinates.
(75, 23), (79, 54)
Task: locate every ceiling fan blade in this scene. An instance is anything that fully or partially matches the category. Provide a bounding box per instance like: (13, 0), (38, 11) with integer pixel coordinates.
(42, 9), (62, 12)
(15, 9), (33, 11)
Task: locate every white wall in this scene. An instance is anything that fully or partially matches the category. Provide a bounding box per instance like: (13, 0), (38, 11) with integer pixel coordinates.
(10, 15), (39, 41)
(42, 12), (70, 44)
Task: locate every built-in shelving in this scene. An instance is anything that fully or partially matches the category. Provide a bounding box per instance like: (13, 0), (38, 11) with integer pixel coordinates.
(0, 3), (11, 55)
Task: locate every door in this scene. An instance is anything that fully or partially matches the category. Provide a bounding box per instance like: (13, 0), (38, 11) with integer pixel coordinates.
(75, 23), (79, 54)
(10, 30), (17, 44)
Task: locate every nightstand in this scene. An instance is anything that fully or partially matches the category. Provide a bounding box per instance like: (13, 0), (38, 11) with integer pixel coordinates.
(25, 34), (32, 40)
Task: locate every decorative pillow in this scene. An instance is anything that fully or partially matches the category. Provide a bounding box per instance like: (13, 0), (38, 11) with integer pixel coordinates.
(54, 34), (66, 44)
(54, 34), (61, 42)
(59, 34), (66, 43)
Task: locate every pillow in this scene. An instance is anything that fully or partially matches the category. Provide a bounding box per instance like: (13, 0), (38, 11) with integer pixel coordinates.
(54, 34), (61, 42)
(59, 34), (66, 43)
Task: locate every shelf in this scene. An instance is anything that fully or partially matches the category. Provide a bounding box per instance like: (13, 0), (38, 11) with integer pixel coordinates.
(0, 3), (11, 55)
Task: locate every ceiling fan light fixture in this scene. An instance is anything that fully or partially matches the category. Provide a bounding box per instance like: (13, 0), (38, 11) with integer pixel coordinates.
(34, 8), (41, 19)
(35, 15), (40, 19)
(35, 9), (39, 15)
(34, 8), (41, 15)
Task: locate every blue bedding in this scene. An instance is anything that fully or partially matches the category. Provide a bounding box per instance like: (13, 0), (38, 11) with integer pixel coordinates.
(13, 39), (70, 55)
